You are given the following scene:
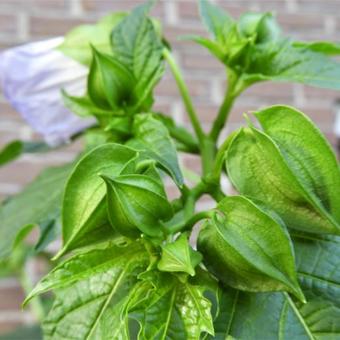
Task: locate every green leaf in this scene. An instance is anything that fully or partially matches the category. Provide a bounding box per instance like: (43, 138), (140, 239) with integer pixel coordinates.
(198, 196), (304, 301)
(58, 13), (126, 65)
(255, 105), (340, 224)
(199, 0), (233, 42)
(243, 40), (340, 90)
(226, 127), (340, 235)
(186, 35), (227, 63)
(62, 90), (113, 117)
(27, 240), (149, 340)
(88, 49), (136, 110)
(157, 234), (202, 276)
(0, 140), (22, 166)
(130, 272), (214, 339)
(238, 12), (281, 43)
(57, 143), (138, 258)
(207, 233), (340, 339)
(111, 4), (164, 107)
(0, 140), (53, 167)
(128, 114), (183, 187)
(0, 163), (73, 259)
(293, 40), (340, 55)
(102, 174), (173, 238)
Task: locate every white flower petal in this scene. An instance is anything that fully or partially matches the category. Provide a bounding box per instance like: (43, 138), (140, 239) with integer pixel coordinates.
(0, 37), (95, 146)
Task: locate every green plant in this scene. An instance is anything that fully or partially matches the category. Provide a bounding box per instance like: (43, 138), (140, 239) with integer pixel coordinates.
(1, 0), (340, 339)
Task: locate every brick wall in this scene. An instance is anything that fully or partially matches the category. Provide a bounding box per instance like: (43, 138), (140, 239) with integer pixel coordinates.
(0, 0), (340, 334)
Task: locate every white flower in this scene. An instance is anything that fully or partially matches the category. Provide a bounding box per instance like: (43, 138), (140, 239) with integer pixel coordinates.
(0, 37), (95, 146)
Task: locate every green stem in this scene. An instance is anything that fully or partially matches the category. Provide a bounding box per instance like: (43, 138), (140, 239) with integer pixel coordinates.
(201, 137), (217, 177)
(184, 181), (207, 218)
(209, 130), (239, 184)
(167, 210), (214, 234)
(163, 49), (206, 144)
(20, 266), (44, 322)
(209, 71), (241, 142)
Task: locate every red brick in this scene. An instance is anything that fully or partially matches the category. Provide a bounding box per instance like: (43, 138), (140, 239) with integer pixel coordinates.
(155, 77), (210, 98)
(297, 0), (340, 14)
(182, 52), (223, 71)
(83, 0), (164, 16)
(303, 86), (340, 102)
(177, 2), (200, 21)
(0, 102), (22, 122)
(0, 14), (17, 36)
(0, 0), (66, 11)
(30, 16), (90, 37)
(277, 13), (323, 34)
(0, 283), (24, 310)
(0, 321), (25, 334)
(182, 153), (202, 175)
(243, 83), (294, 103)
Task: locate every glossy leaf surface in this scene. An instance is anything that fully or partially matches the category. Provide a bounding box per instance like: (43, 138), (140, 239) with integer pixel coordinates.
(32, 240), (149, 339)
(199, 0), (233, 42)
(103, 174), (172, 238)
(255, 105), (340, 224)
(226, 127), (340, 235)
(207, 233), (340, 339)
(130, 272), (214, 340)
(198, 196), (304, 300)
(128, 114), (183, 186)
(59, 143), (137, 256)
(111, 4), (164, 107)
(157, 234), (202, 276)
(88, 49), (136, 110)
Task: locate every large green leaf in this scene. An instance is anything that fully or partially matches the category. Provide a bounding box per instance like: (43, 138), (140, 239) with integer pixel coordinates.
(238, 12), (281, 43)
(57, 143), (137, 258)
(128, 114), (183, 187)
(244, 41), (340, 90)
(255, 105), (340, 224)
(111, 4), (164, 107)
(293, 41), (340, 55)
(58, 13), (126, 66)
(130, 272), (214, 340)
(226, 127), (340, 235)
(199, 0), (233, 42)
(102, 174), (173, 238)
(207, 233), (340, 339)
(27, 239), (149, 340)
(0, 163), (73, 259)
(198, 196), (304, 301)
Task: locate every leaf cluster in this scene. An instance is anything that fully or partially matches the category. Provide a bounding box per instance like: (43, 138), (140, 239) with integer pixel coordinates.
(1, 0), (340, 339)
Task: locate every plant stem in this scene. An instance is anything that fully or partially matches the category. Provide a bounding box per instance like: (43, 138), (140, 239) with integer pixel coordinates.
(20, 265), (44, 323)
(209, 71), (240, 142)
(201, 136), (217, 177)
(167, 210), (214, 234)
(209, 130), (239, 184)
(163, 49), (206, 144)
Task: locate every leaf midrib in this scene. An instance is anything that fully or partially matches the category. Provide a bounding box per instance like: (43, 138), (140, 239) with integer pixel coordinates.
(85, 263), (128, 340)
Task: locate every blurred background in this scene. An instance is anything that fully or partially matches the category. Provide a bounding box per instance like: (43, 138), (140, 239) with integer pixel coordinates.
(0, 0), (340, 335)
